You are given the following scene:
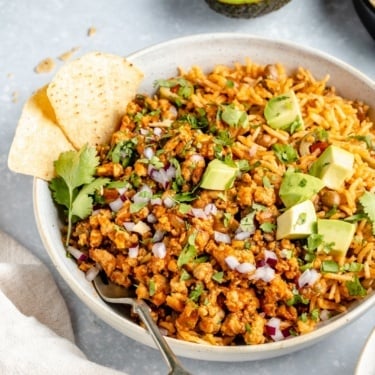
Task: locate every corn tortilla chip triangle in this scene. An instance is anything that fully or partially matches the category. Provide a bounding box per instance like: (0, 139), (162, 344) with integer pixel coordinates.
(46, 52), (143, 149)
(7, 86), (75, 181)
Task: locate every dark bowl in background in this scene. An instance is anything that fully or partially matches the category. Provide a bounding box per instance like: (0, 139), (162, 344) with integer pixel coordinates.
(353, 0), (375, 39)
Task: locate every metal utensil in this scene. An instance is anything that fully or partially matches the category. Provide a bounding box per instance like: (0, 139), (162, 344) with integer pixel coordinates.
(93, 274), (192, 375)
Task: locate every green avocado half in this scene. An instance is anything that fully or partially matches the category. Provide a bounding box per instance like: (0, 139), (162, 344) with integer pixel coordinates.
(204, 0), (292, 18)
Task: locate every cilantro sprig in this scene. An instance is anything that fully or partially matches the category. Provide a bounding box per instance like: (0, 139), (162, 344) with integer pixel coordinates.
(50, 145), (109, 247)
(273, 144), (298, 164)
(359, 191), (375, 235)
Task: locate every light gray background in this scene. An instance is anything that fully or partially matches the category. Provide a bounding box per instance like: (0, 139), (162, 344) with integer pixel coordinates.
(1, 1), (374, 374)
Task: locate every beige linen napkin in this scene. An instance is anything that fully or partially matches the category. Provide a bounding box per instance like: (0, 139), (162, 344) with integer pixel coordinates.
(0, 230), (125, 375)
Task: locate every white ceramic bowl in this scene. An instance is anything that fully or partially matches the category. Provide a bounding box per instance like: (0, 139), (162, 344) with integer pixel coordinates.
(33, 33), (375, 362)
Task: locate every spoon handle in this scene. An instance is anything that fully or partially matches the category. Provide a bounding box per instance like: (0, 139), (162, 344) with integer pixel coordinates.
(133, 300), (192, 375)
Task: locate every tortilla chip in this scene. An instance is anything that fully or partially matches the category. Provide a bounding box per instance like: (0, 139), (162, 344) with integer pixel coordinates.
(7, 86), (75, 181)
(46, 52), (143, 149)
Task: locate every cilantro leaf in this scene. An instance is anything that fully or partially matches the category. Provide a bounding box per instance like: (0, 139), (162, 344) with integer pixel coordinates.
(173, 192), (197, 203)
(149, 279), (156, 296)
(359, 191), (375, 235)
(50, 145), (107, 247)
(49, 177), (70, 209)
(220, 104), (248, 128)
(273, 144), (298, 164)
(321, 260), (339, 273)
(260, 222), (276, 233)
(177, 245), (197, 268)
(350, 135), (374, 150)
(180, 269), (191, 281)
(240, 212), (256, 233)
(54, 144), (98, 187)
(286, 289), (309, 306)
(72, 178), (109, 219)
(178, 203), (192, 214)
(306, 233), (323, 251)
(109, 138), (137, 167)
(177, 232), (197, 267)
(169, 158), (184, 187)
(346, 276), (367, 297)
(212, 271), (224, 283)
(154, 78), (193, 100)
(214, 130), (234, 146)
(189, 282), (204, 302)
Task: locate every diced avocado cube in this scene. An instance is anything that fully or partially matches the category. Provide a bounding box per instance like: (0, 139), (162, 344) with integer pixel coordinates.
(264, 91), (304, 133)
(276, 200), (317, 240)
(317, 219), (356, 257)
(309, 145), (354, 190)
(200, 159), (238, 190)
(279, 172), (325, 208)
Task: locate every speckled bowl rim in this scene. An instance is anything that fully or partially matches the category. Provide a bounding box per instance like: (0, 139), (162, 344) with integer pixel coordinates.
(33, 33), (375, 362)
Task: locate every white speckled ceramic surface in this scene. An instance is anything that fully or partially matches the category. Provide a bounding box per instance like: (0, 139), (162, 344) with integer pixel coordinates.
(33, 33), (375, 363)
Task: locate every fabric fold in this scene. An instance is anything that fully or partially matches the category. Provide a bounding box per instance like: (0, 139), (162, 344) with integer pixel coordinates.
(0, 230), (125, 375)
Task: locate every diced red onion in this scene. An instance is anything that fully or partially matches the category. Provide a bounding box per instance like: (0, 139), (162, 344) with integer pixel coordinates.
(264, 250), (278, 268)
(152, 242), (166, 259)
(149, 119), (173, 127)
(133, 185), (152, 204)
(139, 128), (149, 135)
(320, 309), (330, 321)
(140, 184), (153, 194)
(234, 231), (251, 240)
(147, 213), (157, 224)
(190, 154), (204, 163)
(149, 163), (176, 189)
(158, 327), (169, 336)
(280, 249), (291, 259)
(253, 265), (275, 282)
(109, 196), (124, 212)
(123, 222), (135, 232)
(225, 255), (240, 270)
(144, 147), (154, 160)
(128, 245), (139, 258)
(204, 203), (217, 216)
(151, 197), (163, 206)
(169, 106), (178, 117)
(298, 269), (320, 288)
(132, 221), (151, 235)
(214, 231), (231, 244)
(117, 187), (127, 196)
(265, 324), (276, 336)
(85, 264), (101, 282)
(191, 208), (207, 219)
(163, 196), (175, 208)
(281, 327), (292, 338)
(67, 246), (88, 262)
(148, 164), (155, 175)
(153, 127), (162, 137)
(150, 169), (169, 188)
(165, 165), (176, 180)
(236, 262), (255, 274)
(265, 318), (284, 341)
(152, 230), (165, 242)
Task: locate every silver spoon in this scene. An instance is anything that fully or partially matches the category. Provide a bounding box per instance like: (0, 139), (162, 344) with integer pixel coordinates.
(93, 274), (192, 375)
